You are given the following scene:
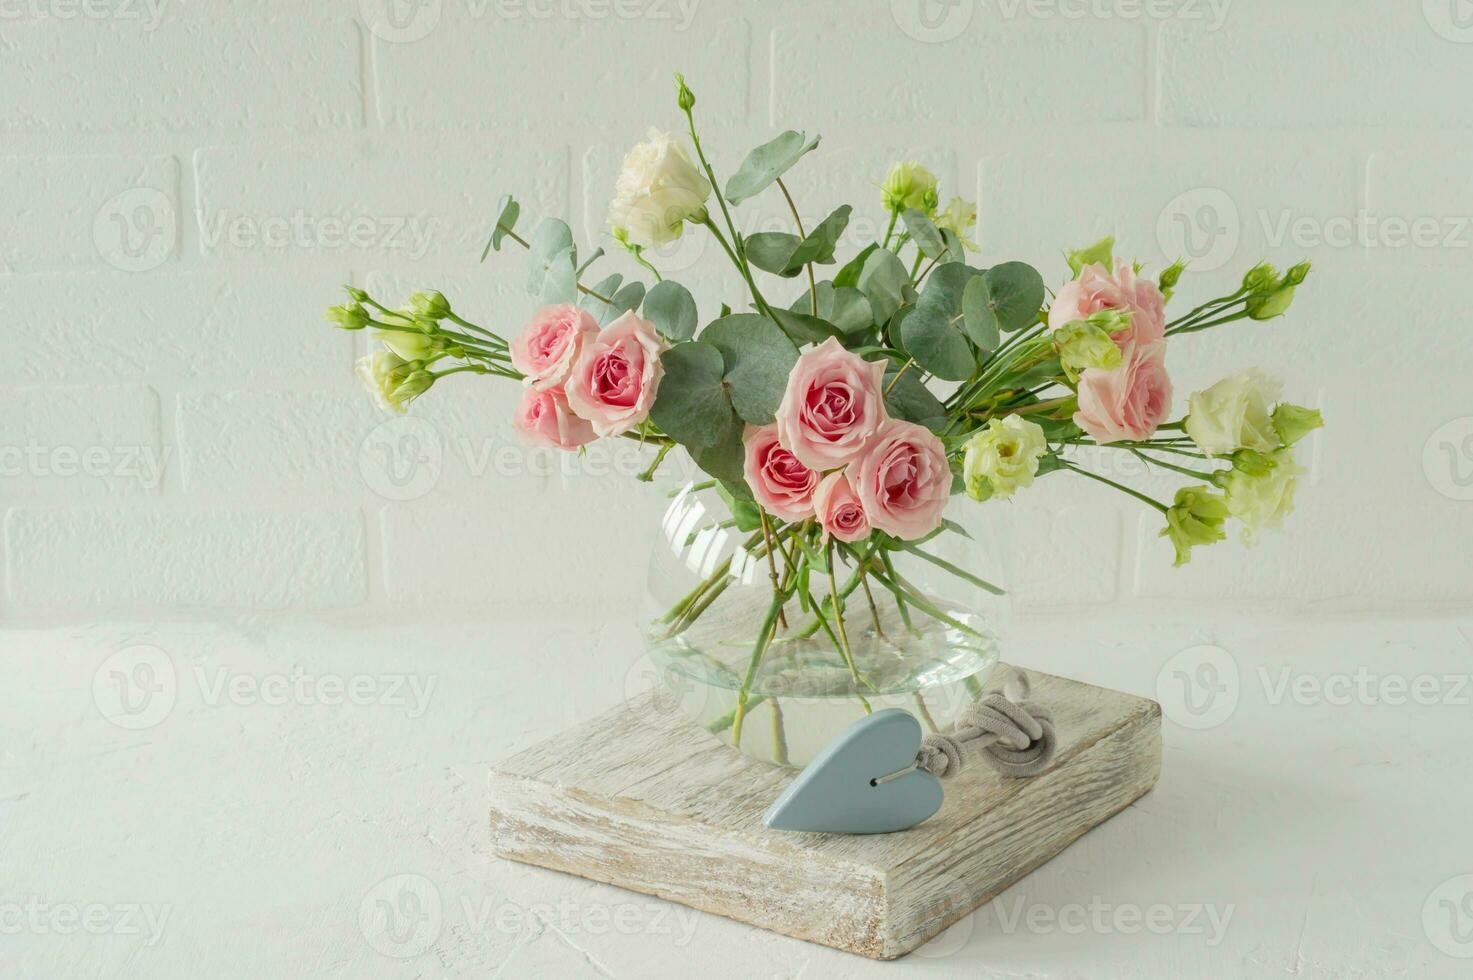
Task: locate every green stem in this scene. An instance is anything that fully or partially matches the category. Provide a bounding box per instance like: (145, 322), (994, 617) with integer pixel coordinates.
(636, 442), (674, 482)
(881, 210), (899, 250)
(1128, 449), (1218, 481)
(731, 588), (790, 749)
(1062, 462), (1169, 513)
(701, 217), (777, 321)
(775, 177), (818, 317)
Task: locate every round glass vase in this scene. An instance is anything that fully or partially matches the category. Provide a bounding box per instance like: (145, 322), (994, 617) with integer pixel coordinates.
(641, 482), (1012, 769)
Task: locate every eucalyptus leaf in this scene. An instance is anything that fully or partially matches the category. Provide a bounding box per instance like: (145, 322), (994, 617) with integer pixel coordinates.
(882, 363), (948, 432)
(939, 228), (967, 263)
(856, 248), (909, 324)
(724, 131), (821, 205)
(575, 246), (605, 278)
(745, 232), (804, 277)
(525, 218), (575, 296)
(691, 418), (747, 483)
(579, 273), (623, 319)
(833, 242), (877, 288)
(538, 248), (577, 305)
(643, 280), (699, 342)
(787, 205), (851, 268)
(700, 314), (799, 424)
(716, 481), (762, 531)
(982, 261), (1046, 333)
(901, 305), (974, 381)
(603, 281), (646, 324)
(902, 208), (946, 259)
(961, 275), (1000, 352)
(650, 341), (737, 450)
(481, 194), (520, 260)
(770, 307), (843, 345)
(800, 282), (873, 337)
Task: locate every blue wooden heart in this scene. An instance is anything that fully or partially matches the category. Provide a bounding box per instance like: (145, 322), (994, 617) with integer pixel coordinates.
(763, 709), (943, 834)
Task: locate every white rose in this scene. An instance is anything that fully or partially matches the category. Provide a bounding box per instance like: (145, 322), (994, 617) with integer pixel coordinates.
(608, 128), (711, 248)
(1184, 370), (1281, 457)
(963, 415), (1048, 501)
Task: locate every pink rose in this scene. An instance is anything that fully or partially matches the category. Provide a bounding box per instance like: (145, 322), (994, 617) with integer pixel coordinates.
(513, 387), (596, 450)
(775, 336), (888, 471)
(742, 425), (819, 522)
(813, 470), (870, 543)
(1048, 260), (1165, 347)
(852, 419), (951, 541)
(510, 304), (598, 390)
(1073, 341), (1173, 444)
(565, 310), (665, 437)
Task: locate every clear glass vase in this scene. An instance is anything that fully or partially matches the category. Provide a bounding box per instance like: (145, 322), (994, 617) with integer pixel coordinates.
(640, 481), (1011, 768)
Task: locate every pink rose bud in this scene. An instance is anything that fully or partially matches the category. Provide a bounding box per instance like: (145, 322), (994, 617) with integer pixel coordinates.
(1073, 341), (1173, 444)
(774, 336), (888, 471)
(742, 425), (819, 523)
(813, 470), (870, 543)
(510, 304), (599, 391)
(565, 311), (665, 437)
(513, 387), (596, 450)
(1048, 260), (1165, 348)
(852, 419), (951, 541)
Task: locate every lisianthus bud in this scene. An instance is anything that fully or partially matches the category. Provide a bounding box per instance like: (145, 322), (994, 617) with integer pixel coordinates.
(373, 326), (443, 362)
(881, 161), (939, 214)
(962, 415), (1048, 502)
(934, 196), (978, 250)
(326, 302), (369, 331)
(1271, 403), (1323, 447)
(1054, 314), (1126, 382)
(409, 290), (451, 320)
(1065, 236), (1115, 277)
(675, 73), (696, 112)
(608, 128), (712, 248)
(1246, 284), (1296, 320)
(1284, 260), (1311, 286)
(1214, 448), (1302, 542)
(392, 369), (435, 407)
(1242, 262), (1279, 292)
(1183, 370), (1281, 456)
(343, 285), (369, 303)
(1158, 258), (1186, 300)
(1160, 485), (1229, 566)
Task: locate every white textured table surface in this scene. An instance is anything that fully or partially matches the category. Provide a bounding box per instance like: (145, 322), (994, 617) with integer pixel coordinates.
(3, 616), (1471, 978)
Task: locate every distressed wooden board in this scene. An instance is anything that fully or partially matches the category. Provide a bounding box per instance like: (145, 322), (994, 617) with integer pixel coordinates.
(488, 666), (1162, 960)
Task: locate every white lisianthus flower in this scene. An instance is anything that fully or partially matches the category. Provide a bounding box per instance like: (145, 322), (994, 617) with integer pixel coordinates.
(373, 317), (442, 362)
(1184, 370), (1282, 457)
(356, 348), (431, 414)
(1215, 448), (1302, 542)
(934, 196), (978, 250)
(963, 415), (1048, 502)
(608, 128), (711, 248)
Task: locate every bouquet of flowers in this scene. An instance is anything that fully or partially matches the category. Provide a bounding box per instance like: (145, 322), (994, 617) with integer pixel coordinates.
(324, 75), (1321, 760)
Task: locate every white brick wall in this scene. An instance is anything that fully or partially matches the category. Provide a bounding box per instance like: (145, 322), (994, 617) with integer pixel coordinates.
(3, 0), (1470, 622)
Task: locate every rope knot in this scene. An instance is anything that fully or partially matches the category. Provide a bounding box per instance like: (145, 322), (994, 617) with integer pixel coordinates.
(917, 670), (1057, 779)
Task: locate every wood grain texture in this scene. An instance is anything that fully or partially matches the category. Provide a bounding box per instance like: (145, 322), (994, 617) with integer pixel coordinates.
(488, 666), (1162, 960)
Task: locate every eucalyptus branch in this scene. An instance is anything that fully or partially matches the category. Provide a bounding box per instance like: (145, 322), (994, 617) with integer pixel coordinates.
(495, 221), (616, 306)
(776, 177), (818, 316)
